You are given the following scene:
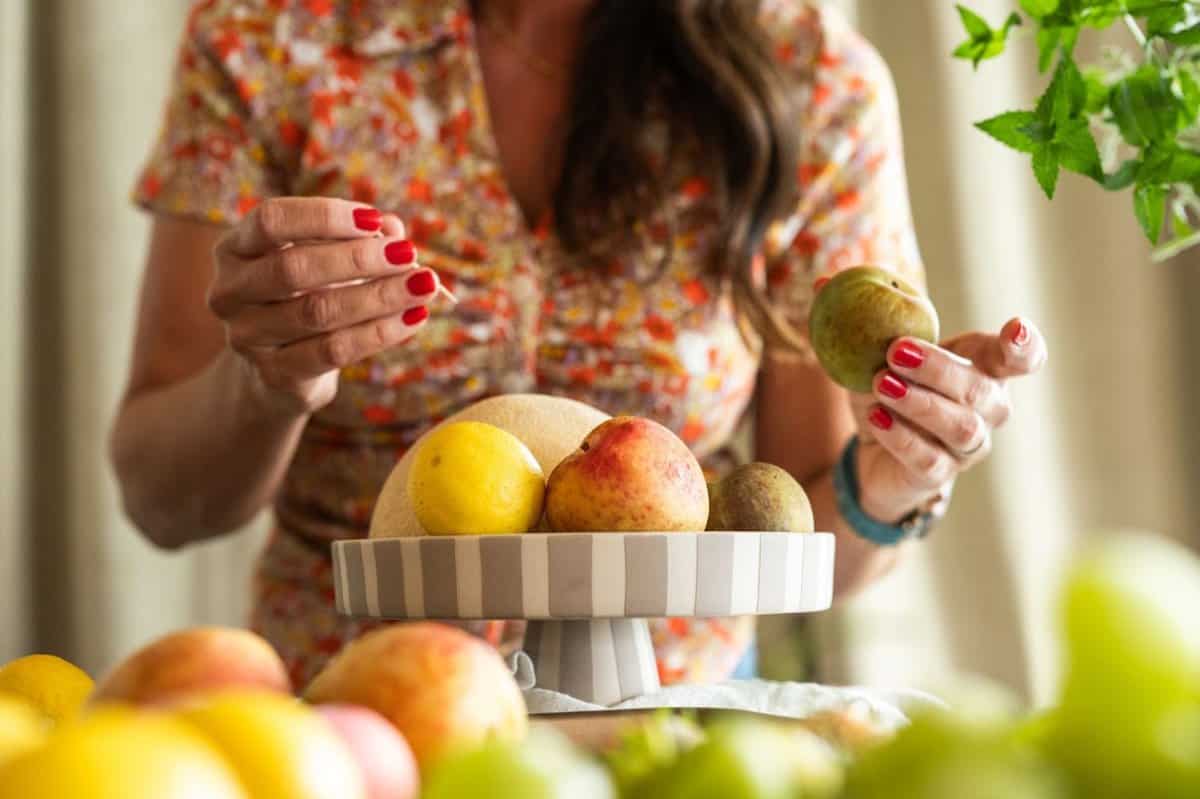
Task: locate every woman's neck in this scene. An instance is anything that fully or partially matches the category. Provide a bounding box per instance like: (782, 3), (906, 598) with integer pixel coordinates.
(481, 0), (597, 70)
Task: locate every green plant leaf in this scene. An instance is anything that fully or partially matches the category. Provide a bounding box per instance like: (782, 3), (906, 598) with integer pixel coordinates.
(956, 4), (992, 39)
(1134, 183), (1167, 242)
(1161, 22), (1200, 45)
(1054, 117), (1103, 179)
(1083, 69), (1109, 113)
(952, 6), (1022, 67)
(976, 110), (1040, 152)
(1176, 67), (1200, 120)
(1145, 6), (1188, 37)
(1109, 66), (1185, 147)
(1020, 0), (1060, 16)
(1033, 144), (1062, 197)
(1103, 159), (1141, 190)
(1037, 56), (1087, 127)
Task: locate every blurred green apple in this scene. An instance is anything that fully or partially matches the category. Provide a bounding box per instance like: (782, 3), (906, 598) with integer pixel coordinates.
(808, 266), (939, 393)
(421, 728), (614, 799)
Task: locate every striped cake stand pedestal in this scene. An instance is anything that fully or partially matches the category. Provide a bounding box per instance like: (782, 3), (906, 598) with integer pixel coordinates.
(333, 532), (835, 707)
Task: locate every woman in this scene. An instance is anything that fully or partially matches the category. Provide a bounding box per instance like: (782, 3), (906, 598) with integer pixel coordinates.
(111, 0), (1047, 689)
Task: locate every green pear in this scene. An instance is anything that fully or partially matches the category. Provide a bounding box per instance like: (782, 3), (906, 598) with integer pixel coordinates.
(707, 462), (814, 533)
(808, 266), (939, 393)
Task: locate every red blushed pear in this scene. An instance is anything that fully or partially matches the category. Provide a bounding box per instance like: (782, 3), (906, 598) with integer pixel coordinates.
(544, 416), (709, 533)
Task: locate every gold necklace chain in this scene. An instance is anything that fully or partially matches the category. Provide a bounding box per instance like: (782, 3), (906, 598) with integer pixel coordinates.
(478, 4), (571, 81)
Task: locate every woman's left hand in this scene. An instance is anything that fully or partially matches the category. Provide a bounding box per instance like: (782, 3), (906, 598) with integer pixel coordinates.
(850, 317), (1049, 524)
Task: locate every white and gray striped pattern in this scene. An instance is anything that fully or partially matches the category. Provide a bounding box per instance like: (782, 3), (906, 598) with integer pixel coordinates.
(333, 532), (835, 621)
(523, 619), (661, 706)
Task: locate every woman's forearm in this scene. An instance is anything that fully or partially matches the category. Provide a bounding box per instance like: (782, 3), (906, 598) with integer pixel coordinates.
(805, 468), (905, 599)
(110, 349), (309, 549)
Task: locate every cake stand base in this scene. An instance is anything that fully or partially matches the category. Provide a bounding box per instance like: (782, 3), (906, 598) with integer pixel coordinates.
(523, 618), (661, 706)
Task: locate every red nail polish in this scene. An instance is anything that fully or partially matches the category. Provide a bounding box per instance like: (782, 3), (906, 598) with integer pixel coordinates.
(402, 305), (428, 325)
(869, 407), (894, 431)
(406, 271), (436, 296)
(892, 342), (925, 369)
(814, 276), (831, 293)
(385, 240), (416, 265)
(879, 372), (908, 400)
(1011, 321), (1029, 347)
(354, 208), (382, 231)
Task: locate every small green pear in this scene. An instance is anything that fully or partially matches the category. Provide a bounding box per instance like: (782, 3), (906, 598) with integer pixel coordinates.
(707, 462), (814, 533)
(808, 266), (939, 393)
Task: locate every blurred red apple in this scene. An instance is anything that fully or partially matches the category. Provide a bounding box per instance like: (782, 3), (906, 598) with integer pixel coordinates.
(316, 704), (419, 799)
(89, 627), (290, 707)
(304, 623), (527, 773)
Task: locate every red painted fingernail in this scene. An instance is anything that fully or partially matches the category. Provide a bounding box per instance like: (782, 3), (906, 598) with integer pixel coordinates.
(402, 305), (428, 325)
(406, 270), (436, 296)
(354, 208), (382, 231)
(879, 372), (908, 400)
(869, 407), (894, 431)
(1011, 321), (1029, 347)
(814, 276), (831, 293)
(892, 342), (925, 369)
(385, 240), (416, 265)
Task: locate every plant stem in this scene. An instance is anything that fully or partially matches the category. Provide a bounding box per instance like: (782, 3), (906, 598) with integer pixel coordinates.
(1124, 13), (1148, 48)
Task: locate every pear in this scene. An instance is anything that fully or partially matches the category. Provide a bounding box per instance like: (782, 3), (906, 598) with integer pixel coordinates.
(707, 462), (814, 533)
(808, 266), (939, 393)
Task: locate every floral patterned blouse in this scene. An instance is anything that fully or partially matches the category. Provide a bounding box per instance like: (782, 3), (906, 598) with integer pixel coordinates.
(134, 0), (923, 691)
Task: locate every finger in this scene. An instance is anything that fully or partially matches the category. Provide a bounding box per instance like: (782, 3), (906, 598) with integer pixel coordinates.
(380, 213), (407, 238)
(263, 305), (431, 380)
(874, 370), (997, 455)
(942, 318), (1049, 380)
(213, 236), (419, 310)
(229, 268), (440, 346)
(863, 405), (959, 492)
(222, 198), (384, 257)
(885, 338), (1010, 427)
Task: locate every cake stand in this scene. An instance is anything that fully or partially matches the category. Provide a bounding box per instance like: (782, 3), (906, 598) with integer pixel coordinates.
(333, 531), (835, 707)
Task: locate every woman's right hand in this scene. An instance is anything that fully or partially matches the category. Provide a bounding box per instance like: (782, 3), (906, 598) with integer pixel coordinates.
(208, 197), (439, 415)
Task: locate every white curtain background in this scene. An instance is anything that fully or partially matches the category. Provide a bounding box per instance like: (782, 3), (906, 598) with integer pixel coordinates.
(2, 0), (1196, 706)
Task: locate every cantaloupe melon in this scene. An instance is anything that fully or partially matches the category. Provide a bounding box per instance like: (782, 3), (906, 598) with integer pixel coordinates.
(369, 394), (610, 538)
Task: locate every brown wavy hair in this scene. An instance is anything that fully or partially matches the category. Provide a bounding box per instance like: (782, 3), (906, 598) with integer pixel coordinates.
(555, 0), (805, 348)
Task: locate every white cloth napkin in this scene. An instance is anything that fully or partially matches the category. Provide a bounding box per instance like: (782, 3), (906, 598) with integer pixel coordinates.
(509, 652), (940, 730)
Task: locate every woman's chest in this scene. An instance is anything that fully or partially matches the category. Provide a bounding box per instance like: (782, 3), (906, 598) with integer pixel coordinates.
(286, 47), (762, 452)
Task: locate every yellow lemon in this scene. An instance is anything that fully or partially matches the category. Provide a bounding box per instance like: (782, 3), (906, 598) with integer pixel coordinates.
(408, 420), (545, 535)
(172, 691), (365, 799)
(0, 694), (47, 766)
(0, 654), (93, 726)
(0, 706), (247, 799)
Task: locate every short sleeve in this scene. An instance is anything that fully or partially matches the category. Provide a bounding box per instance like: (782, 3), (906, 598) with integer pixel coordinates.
(132, 1), (288, 225)
(762, 5), (925, 338)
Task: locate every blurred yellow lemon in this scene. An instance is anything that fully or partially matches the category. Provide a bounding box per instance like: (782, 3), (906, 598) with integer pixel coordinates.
(0, 694), (46, 766)
(0, 706), (247, 799)
(173, 691), (365, 799)
(408, 420), (545, 535)
(0, 654), (93, 726)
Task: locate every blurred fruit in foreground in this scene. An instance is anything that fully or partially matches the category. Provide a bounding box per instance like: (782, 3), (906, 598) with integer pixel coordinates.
(0, 707), (247, 799)
(1048, 531), (1200, 797)
(603, 710), (705, 797)
(0, 694), (47, 766)
(315, 704), (419, 799)
(422, 727), (614, 799)
(0, 654), (92, 726)
(842, 708), (1068, 799)
(808, 266), (939, 393)
(305, 622), (527, 773)
(408, 420), (546, 535)
(89, 627), (290, 708)
(638, 718), (843, 799)
(706, 462), (814, 533)
(545, 416), (708, 533)
(173, 690), (364, 799)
